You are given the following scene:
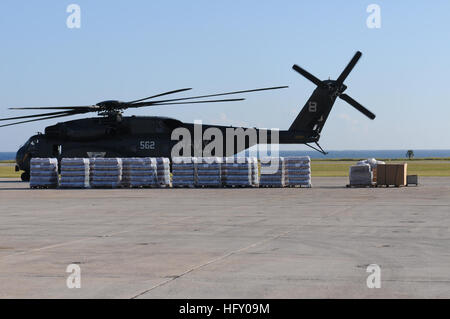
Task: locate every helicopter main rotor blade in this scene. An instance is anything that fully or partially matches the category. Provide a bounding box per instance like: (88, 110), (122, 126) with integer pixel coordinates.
(130, 98), (245, 108)
(127, 88), (193, 104)
(128, 86), (288, 106)
(129, 98), (245, 108)
(0, 111), (88, 128)
(336, 51), (362, 86)
(130, 86), (288, 106)
(9, 106), (95, 110)
(339, 93), (375, 120)
(0, 110), (86, 121)
(292, 65), (322, 86)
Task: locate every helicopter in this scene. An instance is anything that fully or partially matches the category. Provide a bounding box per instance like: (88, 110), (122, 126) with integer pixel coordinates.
(1, 51), (375, 181)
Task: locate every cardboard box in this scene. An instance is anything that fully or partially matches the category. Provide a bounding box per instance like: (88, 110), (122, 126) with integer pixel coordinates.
(376, 163), (407, 186)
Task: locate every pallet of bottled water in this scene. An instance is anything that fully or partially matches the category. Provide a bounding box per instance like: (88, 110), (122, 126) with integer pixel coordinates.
(222, 157), (256, 187)
(59, 158), (90, 188)
(196, 157), (223, 187)
(122, 157), (157, 188)
(285, 156), (312, 187)
(90, 158), (122, 188)
(155, 157), (171, 187)
(172, 157), (196, 187)
(250, 157), (259, 186)
(29, 158), (59, 189)
(259, 157), (286, 187)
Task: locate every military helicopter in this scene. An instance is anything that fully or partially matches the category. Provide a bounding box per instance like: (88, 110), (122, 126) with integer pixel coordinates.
(1, 51), (375, 181)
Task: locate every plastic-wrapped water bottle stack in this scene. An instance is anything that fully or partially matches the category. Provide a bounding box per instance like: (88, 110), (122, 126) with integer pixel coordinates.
(250, 157), (259, 186)
(259, 157), (286, 187)
(59, 158), (90, 188)
(222, 157), (255, 187)
(172, 157), (196, 187)
(29, 158), (59, 188)
(121, 157), (157, 188)
(196, 157), (223, 187)
(155, 157), (171, 187)
(285, 156), (312, 187)
(90, 158), (122, 188)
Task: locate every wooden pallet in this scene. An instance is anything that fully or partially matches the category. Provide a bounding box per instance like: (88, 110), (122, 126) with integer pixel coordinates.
(346, 183), (376, 188)
(30, 186), (58, 189)
(375, 184), (406, 188)
(286, 184), (312, 188)
(258, 185), (286, 188)
(223, 184), (258, 188)
(195, 185), (223, 188)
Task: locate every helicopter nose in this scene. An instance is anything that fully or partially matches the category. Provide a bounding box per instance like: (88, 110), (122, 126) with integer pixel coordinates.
(15, 146), (26, 168)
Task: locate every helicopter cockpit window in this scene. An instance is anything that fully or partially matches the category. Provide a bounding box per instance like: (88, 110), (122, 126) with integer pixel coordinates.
(26, 137), (41, 149)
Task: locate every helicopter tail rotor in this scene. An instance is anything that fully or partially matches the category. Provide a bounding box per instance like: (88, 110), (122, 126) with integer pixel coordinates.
(291, 51), (375, 120)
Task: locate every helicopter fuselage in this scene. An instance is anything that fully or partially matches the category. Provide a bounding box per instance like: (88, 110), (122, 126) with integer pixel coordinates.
(15, 115), (318, 179)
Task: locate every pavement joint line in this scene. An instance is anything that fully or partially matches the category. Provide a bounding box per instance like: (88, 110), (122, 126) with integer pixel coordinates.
(0, 216), (193, 260)
(130, 205), (356, 299)
(130, 227), (296, 299)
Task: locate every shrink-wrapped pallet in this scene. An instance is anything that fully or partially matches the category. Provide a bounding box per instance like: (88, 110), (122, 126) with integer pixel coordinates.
(59, 158), (90, 188)
(196, 157), (223, 187)
(349, 164), (373, 186)
(259, 157), (286, 187)
(155, 157), (171, 187)
(121, 157), (157, 188)
(285, 156), (312, 187)
(356, 158), (385, 183)
(90, 158), (122, 188)
(30, 158), (58, 188)
(172, 157), (196, 187)
(222, 157), (253, 187)
(249, 157), (259, 186)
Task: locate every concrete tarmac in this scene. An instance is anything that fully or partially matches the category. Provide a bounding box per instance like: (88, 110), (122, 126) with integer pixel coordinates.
(0, 177), (449, 298)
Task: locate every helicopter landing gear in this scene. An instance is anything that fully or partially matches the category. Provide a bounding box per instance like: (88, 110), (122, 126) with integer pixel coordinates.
(21, 171), (30, 182)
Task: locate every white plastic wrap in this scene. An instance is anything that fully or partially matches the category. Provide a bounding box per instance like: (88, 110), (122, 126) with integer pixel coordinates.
(357, 158), (385, 170)
(155, 157), (171, 187)
(172, 157), (197, 187)
(222, 157), (255, 187)
(90, 158), (122, 188)
(122, 157), (157, 187)
(259, 157), (286, 187)
(349, 164), (373, 185)
(59, 158), (90, 188)
(196, 157), (222, 187)
(30, 158), (58, 188)
(285, 156), (312, 187)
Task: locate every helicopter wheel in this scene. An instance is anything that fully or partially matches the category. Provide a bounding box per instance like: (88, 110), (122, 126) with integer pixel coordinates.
(21, 171), (30, 182)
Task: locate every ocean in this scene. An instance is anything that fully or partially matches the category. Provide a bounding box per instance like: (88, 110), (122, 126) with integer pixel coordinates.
(2, 150), (450, 161)
(277, 149), (450, 159)
(0, 152), (16, 161)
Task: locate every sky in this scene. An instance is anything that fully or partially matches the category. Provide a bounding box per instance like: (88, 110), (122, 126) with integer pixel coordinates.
(0, 1), (449, 152)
